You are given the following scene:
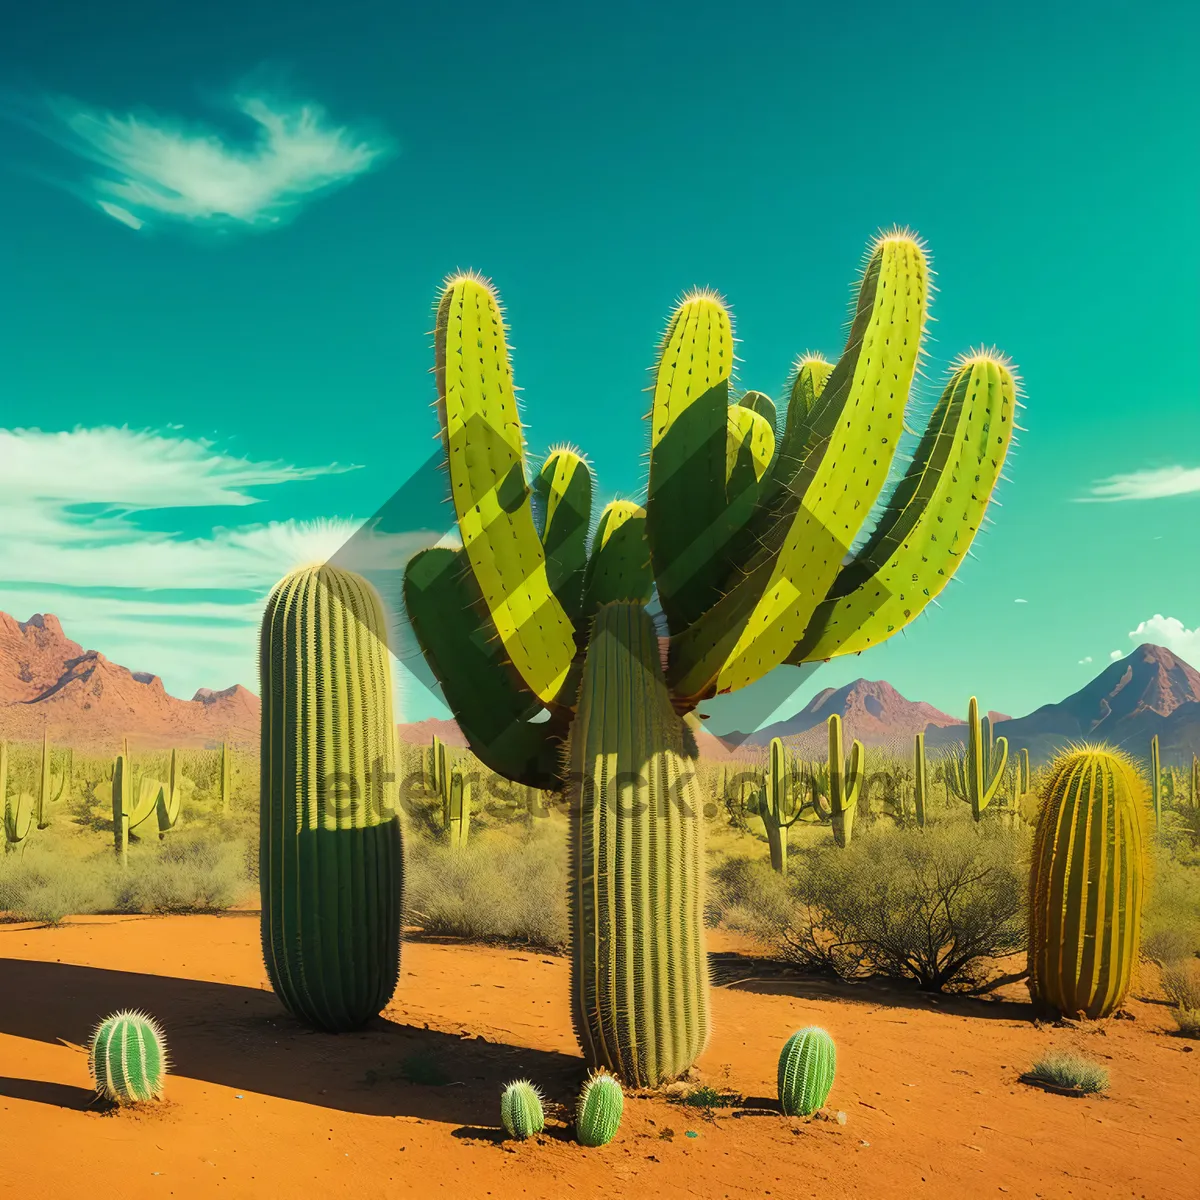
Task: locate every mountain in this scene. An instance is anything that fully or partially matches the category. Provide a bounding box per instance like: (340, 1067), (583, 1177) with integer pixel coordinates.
(0, 612), (258, 751)
(728, 679), (962, 750)
(932, 643), (1200, 765)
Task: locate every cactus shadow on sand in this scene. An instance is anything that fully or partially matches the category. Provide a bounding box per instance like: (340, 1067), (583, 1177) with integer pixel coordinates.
(0, 957), (584, 1123)
(0, 1076), (98, 1110)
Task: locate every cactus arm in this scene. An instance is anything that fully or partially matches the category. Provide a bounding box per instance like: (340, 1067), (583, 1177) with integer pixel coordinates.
(790, 353), (1017, 662)
(736, 388), (777, 429)
(766, 356), (835, 497)
(111, 754), (129, 866)
(579, 501), (654, 627)
(446, 768), (471, 850)
(156, 748), (181, 836)
(668, 233), (929, 701)
(760, 737), (804, 873)
(435, 274), (577, 704)
(828, 714), (863, 848)
(534, 447), (594, 625)
(644, 290), (735, 631)
(403, 546), (566, 789)
(128, 777), (162, 834)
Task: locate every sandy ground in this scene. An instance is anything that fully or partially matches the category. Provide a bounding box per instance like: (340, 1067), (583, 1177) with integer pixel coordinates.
(0, 914), (1195, 1199)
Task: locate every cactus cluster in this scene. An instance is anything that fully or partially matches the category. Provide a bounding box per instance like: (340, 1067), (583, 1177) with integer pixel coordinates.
(1028, 745), (1148, 1019)
(3, 734), (71, 852)
(111, 747), (182, 866)
(401, 232), (1016, 1083)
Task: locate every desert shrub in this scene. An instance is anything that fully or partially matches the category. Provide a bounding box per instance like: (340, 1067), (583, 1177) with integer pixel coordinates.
(729, 820), (1029, 991)
(0, 845), (118, 924)
(1026, 1051), (1109, 1094)
(1161, 959), (1200, 1007)
(404, 820), (568, 950)
(113, 832), (253, 914)
(706, 855), (793, 933)
(1142, 848), (1200, 964)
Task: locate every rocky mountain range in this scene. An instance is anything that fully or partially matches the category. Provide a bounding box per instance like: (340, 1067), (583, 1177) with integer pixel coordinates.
(2, 610), (1197, 766)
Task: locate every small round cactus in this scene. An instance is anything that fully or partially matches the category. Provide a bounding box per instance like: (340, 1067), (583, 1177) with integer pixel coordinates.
(500, 1079), (545, 1139)
(88, 1010), (168, 1105)
(576, 1069), (623, 1147)
(778, 1026), (836, 1116)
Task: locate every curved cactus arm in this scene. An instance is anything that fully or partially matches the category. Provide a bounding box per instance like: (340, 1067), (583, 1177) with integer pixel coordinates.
(828, 714), (864, 848)
(580, 501), (653, 628)
(644, 290), (736, 631)
(534, 447), (594, 625)
(128, 776), (162, 835)
(403, 546), (566, 790)
(736, 388), (777, 429)
(725, 405), (776, 502)
(790, 353), (1017, 662)
(435, 273), (577, 704)
(668, 233), (929, 702)
(156, 749), (181, 836)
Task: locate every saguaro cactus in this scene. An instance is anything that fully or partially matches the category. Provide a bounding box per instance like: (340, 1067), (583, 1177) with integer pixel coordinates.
(2, 741), (36, 852)
(260, 564), (404, 1032)
(913, 732), (928, 829)
(828, 714), (864, 848)
(444, 767), (471, 850)
(35, 732), (66, 829)
(756, 737), (805, 874)
(404, 235), (1019, 1083)
(219, 741), (232, 815)
(1149, 734), (1162, 827)
(1192, 754), (1199, 809)
(947, 698), (1009, 820)
(1028, 745), (1148, 1019)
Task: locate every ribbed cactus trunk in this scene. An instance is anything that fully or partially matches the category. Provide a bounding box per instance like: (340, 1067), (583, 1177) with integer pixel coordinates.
(568, 603), (710, 1087)
(260, 564), (404, 1033)
(913, 732), (927, 828)
(1028, 747), (1148, 1020)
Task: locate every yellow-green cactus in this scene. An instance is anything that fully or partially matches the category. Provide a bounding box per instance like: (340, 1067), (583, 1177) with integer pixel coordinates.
(1028, 745), (1148, 1019)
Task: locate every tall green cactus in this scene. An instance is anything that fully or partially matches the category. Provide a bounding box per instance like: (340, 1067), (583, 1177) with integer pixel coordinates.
(1028, 745), (1148, 1019)
(913, 731), (928, 829)
(444, 767), (471, 850)
(2, 741), (37, 853)
(755, 737), (805, 874)
(219, 741), (232, 815)
(110, 753), (160, 866)
(828, 714), (864, 848)
(260, 564), (404, 1033)
(35, 731), (66, 829)
(568, 603), (708, 1087)
(1149, 734), (1161, 827)
(947, 698), (1009, 820)
(405, 236), (1019, 1083)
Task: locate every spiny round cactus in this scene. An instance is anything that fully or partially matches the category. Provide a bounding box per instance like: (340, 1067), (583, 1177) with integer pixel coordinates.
(88, 1010), (168, 1105)
(778, 1026), (836, 1116)
(500, 1079), (545, 1140)
(576, 1070), (623, 1147)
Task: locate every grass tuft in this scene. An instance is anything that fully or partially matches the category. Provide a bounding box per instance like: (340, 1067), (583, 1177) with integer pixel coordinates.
(1026, 1052), (1109, 1094)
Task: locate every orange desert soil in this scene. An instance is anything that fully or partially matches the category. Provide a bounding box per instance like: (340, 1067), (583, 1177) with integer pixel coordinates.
(0, 916), (1195, 1199)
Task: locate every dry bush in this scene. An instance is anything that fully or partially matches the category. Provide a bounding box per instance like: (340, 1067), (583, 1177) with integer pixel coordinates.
(1142, 848), (1200, 964)
(114, 831), (254, 913)
(1027, 1051), (1109, 1093)
(404, 819), (568, 951)
(718, 820), (1029, 992)
(0, 845), (118, 924)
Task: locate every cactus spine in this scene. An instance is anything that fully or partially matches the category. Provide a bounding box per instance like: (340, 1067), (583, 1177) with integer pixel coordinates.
(260, 565), (404, 1032)
(947, 698), (1009, 820)
(1149, 734), (1161, 827)
(88, 1010), (168, 1104)
(500, 1079), (545, 1139)
(576, 1070), (623, 1147)
(778, 1026), (837, 1116)
(405, 241), (1018, 1084)
(568, 603), (708, 1087)
(828, 714), (864, 848)
(1028, 746), (1148, 1019)
(913, 732), (927, 828)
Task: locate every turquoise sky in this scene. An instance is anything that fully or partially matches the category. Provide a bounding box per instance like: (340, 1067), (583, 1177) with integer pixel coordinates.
(2, 0), (1197, 726)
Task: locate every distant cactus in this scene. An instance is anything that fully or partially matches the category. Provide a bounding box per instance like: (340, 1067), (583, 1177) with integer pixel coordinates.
(947, 698), (1009, 820)
(35, 732), (67, 830)
(913, 732), (928, 828)
(576, 1070), (623, 1147)
(1029, 745), (1149, 1019)
(1193, 755), (1199, 809)
(1149, 735), (1162, 827)
(828, 715), (864, 848)
(219, 741), (232, 815)
(88, 1010), (168, 1104)
(755, 738), (804, 874)
(110, 753), (159, 867)
(2, 741), (36, 852)
(778, 1026), (837, 1116)
(500, 1079), (545, 1140)
(444, 767), (471, 850)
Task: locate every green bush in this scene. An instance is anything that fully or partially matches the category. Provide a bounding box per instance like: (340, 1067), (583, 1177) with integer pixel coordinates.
(0, 846), (117, 924)
(718, 820), (1028, 991)
(1026, 1051), (1108, 1094)
(1142, 847), (1200, 964)
(114, 832), (253, 913)
(404, 820), (568, 950)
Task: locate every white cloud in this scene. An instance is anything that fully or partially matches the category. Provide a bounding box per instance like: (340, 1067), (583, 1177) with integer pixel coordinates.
(37, 93), (389, 230)
(1081, 465), (1200, 502)
(1078, 656), (1093, 665)
(1110, 650), (1123, 661)
(1125, 615), (1200, 662)
(1014, 598), (1028, 604)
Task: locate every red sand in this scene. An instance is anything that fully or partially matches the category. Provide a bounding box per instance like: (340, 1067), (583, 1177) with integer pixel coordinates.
(0, 915), (1195, 1198)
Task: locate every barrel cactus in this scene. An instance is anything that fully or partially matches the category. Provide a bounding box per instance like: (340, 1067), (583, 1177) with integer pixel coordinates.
(403, 235), (1019, 1085)
(88, 1010), (168, 1104)
(576, 1070), (623, 1147)
(500, 1079), (545, 1139)
(1028, 745), (1149, 1019)
(778, 1026), (837, 1116)
(259, 564), (404, 1032)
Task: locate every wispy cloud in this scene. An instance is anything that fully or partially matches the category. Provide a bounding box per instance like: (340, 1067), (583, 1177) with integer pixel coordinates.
(1014, 598), (1028, 604)
(1081, 465), (1200, 502)
(30, 93), (390, 231)
(1078, 656), (1093, 665)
